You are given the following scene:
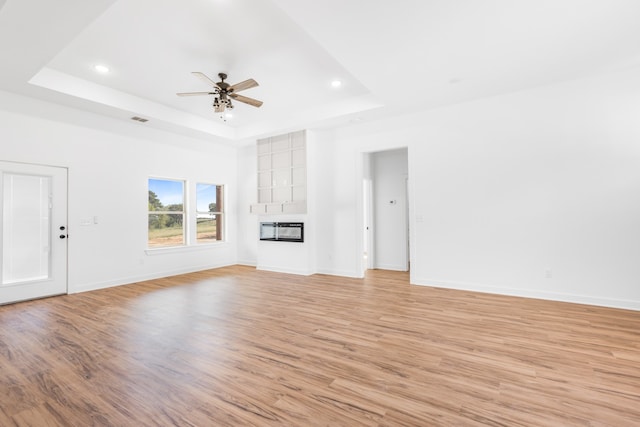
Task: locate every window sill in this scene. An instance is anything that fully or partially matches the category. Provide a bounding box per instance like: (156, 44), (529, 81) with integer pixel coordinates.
(145, 241), (226, 256)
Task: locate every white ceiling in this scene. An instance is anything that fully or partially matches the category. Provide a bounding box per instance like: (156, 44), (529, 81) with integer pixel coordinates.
(2, 0), (640, 144)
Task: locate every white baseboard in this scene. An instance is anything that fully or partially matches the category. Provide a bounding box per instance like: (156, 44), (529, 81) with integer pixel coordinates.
(256, 264), (314, 276)
(374, 264), (408, 272)
(236, 260), (257, 267)
(412, 277), (640, 311)
(315, 268), (362, 278)
(70, 262), (236, 294)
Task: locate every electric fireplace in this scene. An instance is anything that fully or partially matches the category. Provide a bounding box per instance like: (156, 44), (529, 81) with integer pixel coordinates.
(260, 222), (304, 242)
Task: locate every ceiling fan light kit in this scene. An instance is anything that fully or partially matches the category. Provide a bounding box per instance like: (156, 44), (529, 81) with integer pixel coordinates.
(177, 72), (262, 120)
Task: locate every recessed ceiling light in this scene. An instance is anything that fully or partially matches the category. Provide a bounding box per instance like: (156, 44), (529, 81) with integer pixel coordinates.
(331, 80), (342, 88)
(94, 64), (110, 74)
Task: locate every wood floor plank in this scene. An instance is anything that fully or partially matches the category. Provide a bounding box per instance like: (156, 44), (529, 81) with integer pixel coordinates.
(0, 265), (639, 426)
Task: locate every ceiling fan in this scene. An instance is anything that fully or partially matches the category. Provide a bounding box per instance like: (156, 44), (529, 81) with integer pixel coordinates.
(177, 72), (263, 115)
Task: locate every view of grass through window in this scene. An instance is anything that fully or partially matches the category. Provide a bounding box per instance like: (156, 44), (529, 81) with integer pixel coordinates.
(148, 179), (184, 248)
(148, 179), (224, 248)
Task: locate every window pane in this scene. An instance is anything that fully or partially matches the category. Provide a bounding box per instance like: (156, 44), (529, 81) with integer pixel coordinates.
(196, 183), (221, 213)
(196, 183), (223, 243)
(149, 179), (184, 211)
(148, 214), (184, 247)
(2, 174), (50, 284)
(148, 178), (184, 248)
(196, 213), (222, 243)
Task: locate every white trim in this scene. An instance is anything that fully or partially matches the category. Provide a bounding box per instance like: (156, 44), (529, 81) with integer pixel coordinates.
(71, 262), (235, 294)
(256, 265), (314, 276)
(374, 263), (408, 272)
(412, 277), (640, 312)
(315, 268), (362, 278)
(145, 241), (227, 256)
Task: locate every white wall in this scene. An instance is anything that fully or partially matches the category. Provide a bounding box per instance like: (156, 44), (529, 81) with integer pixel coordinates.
(372, 148), (408, 271)
(237, 143), (258, 265)
(313, 130), (364, 277)
(310, 67), (640, 310)
(0, 91), (239, 293)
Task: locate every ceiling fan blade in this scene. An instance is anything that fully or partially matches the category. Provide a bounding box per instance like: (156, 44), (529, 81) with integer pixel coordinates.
(229, 78), (258, 93)
(176, 92), (215, 97)
(192, 72), (218, 88)
(229, 93), (263, 107)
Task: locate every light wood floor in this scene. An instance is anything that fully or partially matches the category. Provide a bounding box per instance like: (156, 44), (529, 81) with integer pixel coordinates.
(1, 266), (639, 426)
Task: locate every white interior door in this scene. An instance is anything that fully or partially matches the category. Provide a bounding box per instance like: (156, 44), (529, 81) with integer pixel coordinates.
(0, 161), (68, 304)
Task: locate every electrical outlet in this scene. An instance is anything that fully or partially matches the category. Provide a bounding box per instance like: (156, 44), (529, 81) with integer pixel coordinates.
(545, 269), (552, 279)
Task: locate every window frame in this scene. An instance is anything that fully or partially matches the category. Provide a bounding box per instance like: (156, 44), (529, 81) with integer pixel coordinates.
(195, 182), (225, 244)
(147, 178), (226, 251)
(147, 177), (186, 249)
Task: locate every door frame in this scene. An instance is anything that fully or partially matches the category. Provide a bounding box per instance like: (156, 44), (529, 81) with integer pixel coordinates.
(0, 160), (68, 304)
(356, 147), (411, 278)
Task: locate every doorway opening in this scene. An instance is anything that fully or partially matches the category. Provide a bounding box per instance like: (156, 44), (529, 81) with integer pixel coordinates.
(361, 148), (410, 278)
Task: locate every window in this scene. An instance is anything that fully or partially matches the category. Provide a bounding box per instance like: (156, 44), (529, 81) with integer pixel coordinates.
(147, 179), (225, 249)
(148, 178), (185, 248)
(196, 183), (224, 243)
